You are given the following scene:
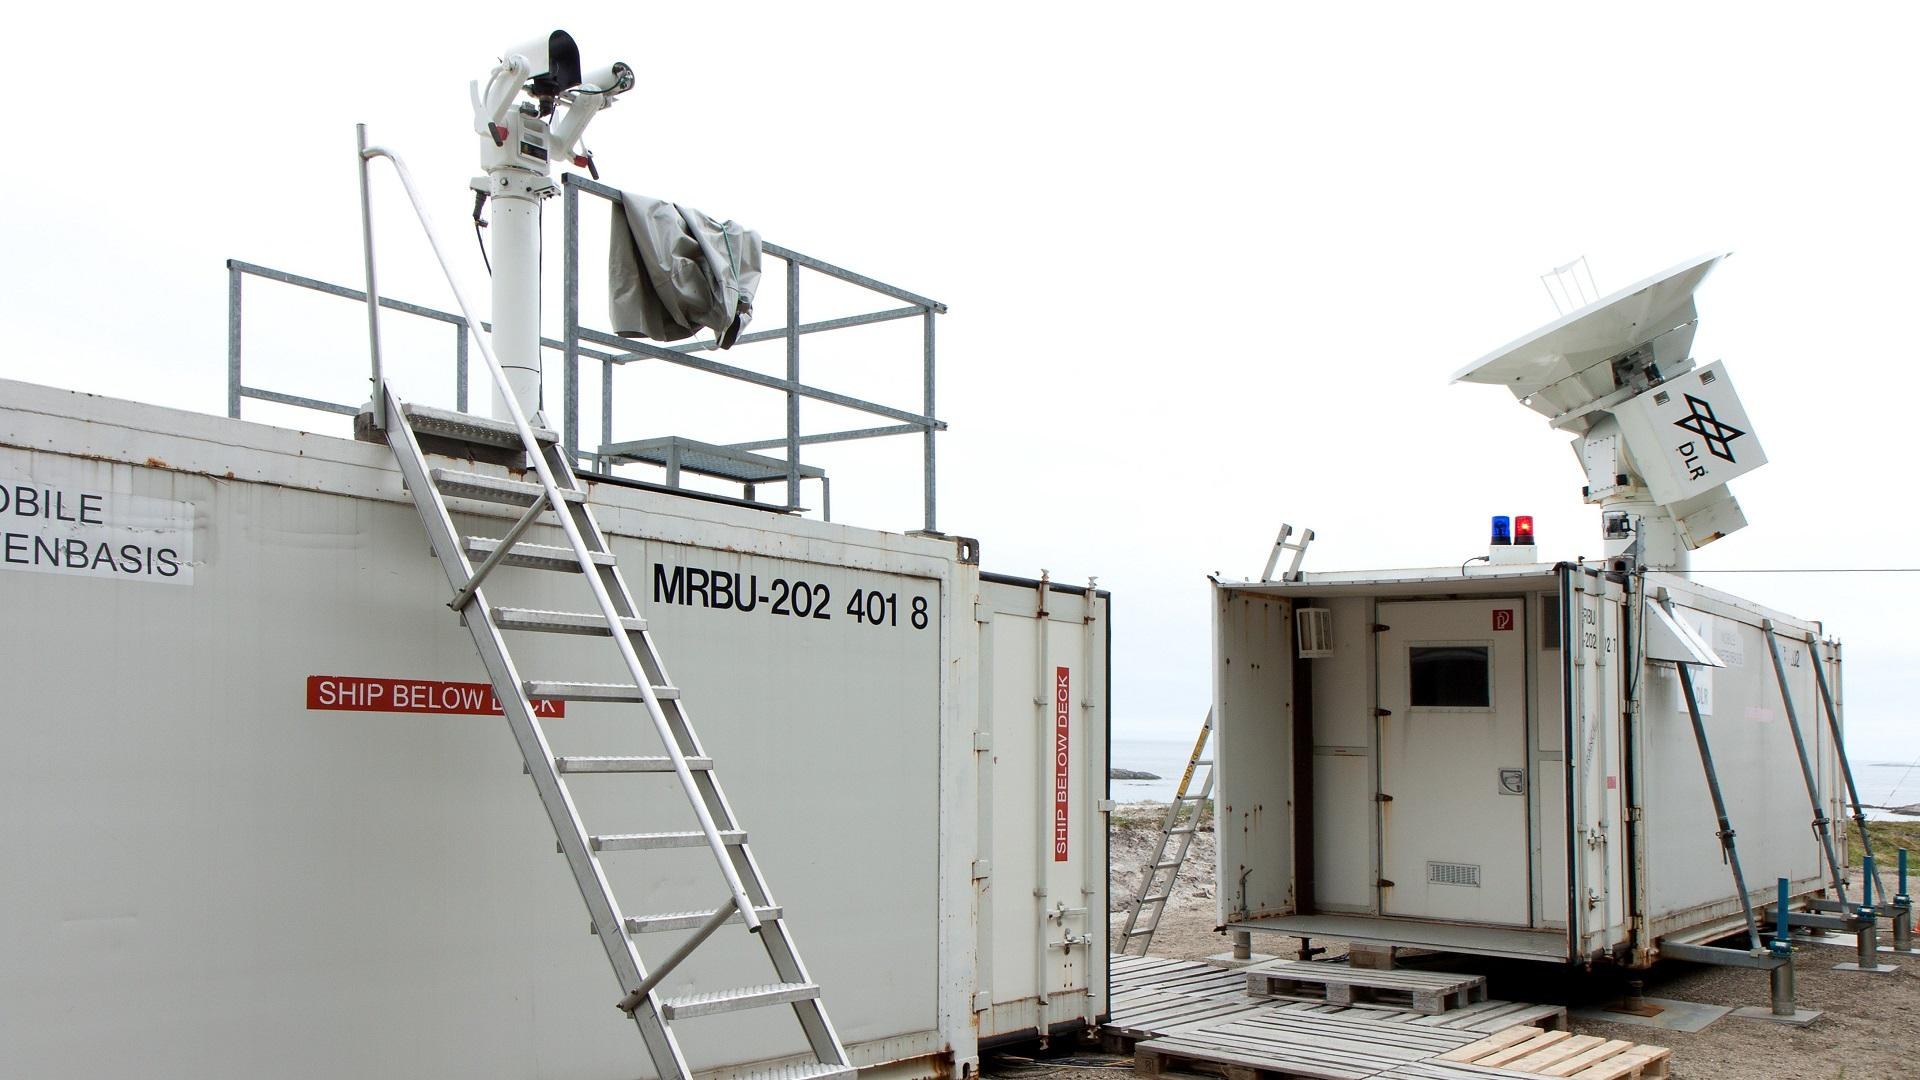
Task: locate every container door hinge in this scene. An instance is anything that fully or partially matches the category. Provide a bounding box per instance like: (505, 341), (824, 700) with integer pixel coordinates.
(1372, 623), (1391, 633)
(1096, 799), (1117, 812)
(973, 602), (993, 624)
(972, 731), (993, 751)
(1377, 878), (1395, 888)
(973, 991), (993, 1013)
(1374, 708), (1392, 717)
(1374, 792), (1393, 803)
(972, 860), (992, 880)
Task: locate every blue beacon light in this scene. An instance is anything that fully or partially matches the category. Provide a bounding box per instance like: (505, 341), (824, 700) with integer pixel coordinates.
(1491, 516), (1512, 546)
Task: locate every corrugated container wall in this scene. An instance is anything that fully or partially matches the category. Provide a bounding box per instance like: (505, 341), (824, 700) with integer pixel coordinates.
(0, 380), (1109, 1079)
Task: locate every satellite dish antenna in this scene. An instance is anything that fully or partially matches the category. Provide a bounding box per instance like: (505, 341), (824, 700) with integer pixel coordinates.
(1454, 253), (1766, 572)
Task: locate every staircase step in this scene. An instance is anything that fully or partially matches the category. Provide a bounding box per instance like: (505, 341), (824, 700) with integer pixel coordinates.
(558, 755), (712, 774)
(495, 607), (646, 635)
(432, 468), (585, 507)
(730, 1063), (854, 1080)
(659, 981), (819, 1020)
(526, 681), (679, 703)
(403, 403), (558, 448)
(625, 905), (783, 934)
(1140, 893), (1170, 904)
(731, 1064), (855, 1080)
(1170, 827), (1198, 835)
(591, 830), (747, 851)
(1152, 860), (1183, 869)
(464, 537), (614, 573)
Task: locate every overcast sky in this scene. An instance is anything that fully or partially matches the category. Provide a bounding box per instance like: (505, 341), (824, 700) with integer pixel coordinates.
(4, 4), (1915, 765)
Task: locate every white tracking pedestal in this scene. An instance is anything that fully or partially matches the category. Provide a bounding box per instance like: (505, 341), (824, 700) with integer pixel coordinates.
(484, 170), (549, 422)
(469, 32), (632, 423)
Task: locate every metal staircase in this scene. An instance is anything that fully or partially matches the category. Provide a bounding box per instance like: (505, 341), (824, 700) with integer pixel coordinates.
(383, 391), (853, 1080)
(354, 133), (850, 1080)
(1116, 711), (1214, 957)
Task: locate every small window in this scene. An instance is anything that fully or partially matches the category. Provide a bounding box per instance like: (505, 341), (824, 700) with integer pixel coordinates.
(1410, 645), (1491, 708)
(1541, 596), (1561, 650)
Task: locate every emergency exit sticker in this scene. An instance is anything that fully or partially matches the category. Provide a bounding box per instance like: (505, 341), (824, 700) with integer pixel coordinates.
(307, 675), (565, 717)
(1054, 666), (1071, 862)
(1492, 609), (1515, 631)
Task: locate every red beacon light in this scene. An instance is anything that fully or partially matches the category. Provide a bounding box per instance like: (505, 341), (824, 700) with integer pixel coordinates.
(1514, 515), (1536, 546)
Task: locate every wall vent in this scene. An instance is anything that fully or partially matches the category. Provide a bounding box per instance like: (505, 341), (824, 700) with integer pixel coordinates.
(1427, 861), (1482, 888)
(1296, 608), (1334, 658)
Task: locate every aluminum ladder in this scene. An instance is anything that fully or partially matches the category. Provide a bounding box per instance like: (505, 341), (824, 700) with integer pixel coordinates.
(1116, 710), (1214, 956)
(383, 391), (853, 1080)
(354, 133), (850, 1080)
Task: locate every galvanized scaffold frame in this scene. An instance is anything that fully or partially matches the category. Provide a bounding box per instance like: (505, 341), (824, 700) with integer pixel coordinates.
(226, 171), (947, 531)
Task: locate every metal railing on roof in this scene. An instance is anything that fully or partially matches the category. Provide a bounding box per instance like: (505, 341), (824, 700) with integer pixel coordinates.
(225, 172), (946, 530)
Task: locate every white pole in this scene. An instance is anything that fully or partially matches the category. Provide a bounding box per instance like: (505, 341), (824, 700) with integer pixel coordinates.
(489, 185), (543, 421)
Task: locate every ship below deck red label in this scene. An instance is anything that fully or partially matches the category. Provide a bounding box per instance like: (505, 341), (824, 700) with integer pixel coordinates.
(307, 675), (565, 717)
(1054, 665), (1070, 861)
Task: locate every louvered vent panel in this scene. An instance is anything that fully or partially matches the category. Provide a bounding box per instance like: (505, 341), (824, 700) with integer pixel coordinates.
(1427, 861), (1482, 888)
(1296, 608), (1334, 658)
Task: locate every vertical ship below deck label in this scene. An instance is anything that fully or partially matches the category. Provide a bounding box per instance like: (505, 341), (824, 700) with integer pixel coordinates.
(1055, 665), (1070, 861)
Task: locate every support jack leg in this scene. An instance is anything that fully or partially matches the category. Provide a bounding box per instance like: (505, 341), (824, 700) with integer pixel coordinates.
(1734, 877), (1821, 1025)
(1732, 945), (1822, 1025)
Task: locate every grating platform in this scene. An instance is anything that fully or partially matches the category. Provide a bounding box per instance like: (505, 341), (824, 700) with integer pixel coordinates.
(1111, 956), (1571, 1080)
(600, 435), (825, 483)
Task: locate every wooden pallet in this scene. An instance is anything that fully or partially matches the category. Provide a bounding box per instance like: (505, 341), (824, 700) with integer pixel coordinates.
(1138, 1031), (1406, 1080)
(1437, 1026), (1670, 1079)
(1247, 961), (1489, 1015)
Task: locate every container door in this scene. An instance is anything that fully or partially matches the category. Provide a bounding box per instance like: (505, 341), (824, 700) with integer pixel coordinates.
(977, 578), (1108, 1039)
(1378, 599), (1530, 925)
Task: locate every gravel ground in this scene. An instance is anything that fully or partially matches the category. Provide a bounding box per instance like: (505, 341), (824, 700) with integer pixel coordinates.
(985, 807), (1920, 1080)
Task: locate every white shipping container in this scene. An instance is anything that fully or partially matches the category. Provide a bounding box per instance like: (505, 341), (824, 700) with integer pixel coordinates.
(0, 378), (1109, 1079)
(1211, 560), (1845, 966)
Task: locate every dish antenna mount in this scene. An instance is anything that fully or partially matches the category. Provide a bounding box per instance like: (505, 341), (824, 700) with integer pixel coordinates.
(1452, 253), (1767, 572)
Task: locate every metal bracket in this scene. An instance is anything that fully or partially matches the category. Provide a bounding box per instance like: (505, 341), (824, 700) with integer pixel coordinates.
(447, 489), (549, 610)
(1659, 939), (1786, 971)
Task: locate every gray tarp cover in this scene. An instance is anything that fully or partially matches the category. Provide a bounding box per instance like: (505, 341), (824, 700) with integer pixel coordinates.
(609, 193), (762, 348)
